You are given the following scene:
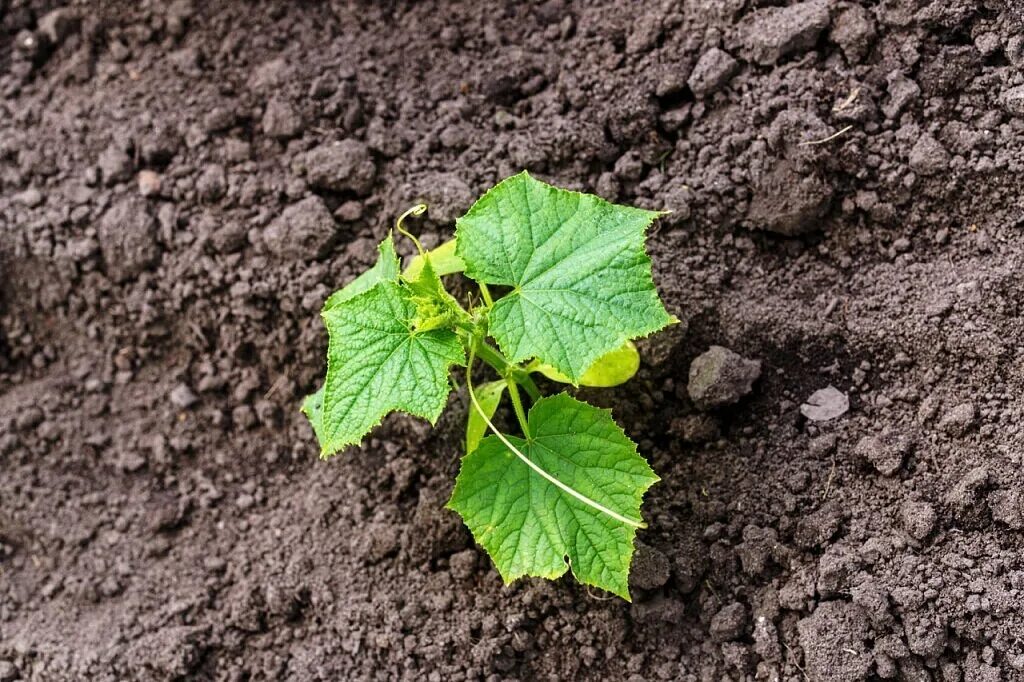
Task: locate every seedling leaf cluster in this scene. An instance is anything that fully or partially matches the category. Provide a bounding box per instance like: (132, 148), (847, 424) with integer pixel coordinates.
(303, 172), (674, 600)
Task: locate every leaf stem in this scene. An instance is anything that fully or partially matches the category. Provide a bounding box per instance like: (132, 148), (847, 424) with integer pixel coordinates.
(505, 379), (530, 438)
(479, 283), (494, 307)
(474, 340), (541, 401)
(465, 346), (646, 530)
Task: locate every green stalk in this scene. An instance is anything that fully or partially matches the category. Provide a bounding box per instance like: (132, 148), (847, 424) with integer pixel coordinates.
(474, 340), (541, 401)
(505, 379), (531, 438)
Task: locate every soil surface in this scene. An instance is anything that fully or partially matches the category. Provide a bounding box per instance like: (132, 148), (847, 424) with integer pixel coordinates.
(3, 1), (1024, 680)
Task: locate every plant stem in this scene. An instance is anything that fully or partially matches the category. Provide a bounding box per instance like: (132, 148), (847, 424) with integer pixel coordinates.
(479, 283), (494, 307)
(505, 379), (531, 438)
(474, 340), (541, 401)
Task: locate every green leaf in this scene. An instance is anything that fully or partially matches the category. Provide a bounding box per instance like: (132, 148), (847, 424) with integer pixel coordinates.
(455, 171), (673, 383)
(535, 340), (640, 388)
(465, 379), (505, 454)
(323, 234), (400, 311)
(447, 393), (659, 600)
(316, 281), (464, 457)
(403, 239), (465, 281)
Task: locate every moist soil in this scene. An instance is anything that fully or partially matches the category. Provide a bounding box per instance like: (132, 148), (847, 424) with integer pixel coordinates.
(2, 1), (1024, 680)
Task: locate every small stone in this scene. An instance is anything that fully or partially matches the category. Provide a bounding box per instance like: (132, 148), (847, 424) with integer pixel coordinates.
(262, 98), (303, 140)
(741, 0), (830, 65)
(99, 144), (134, 186)
(263, 195), (337, 261)
(883, 72), (920, 119)
(900, 500), (937, 540)
(944, 466), (991, 528)
(747, 164), (834, 235)
(855, 430), (912, 477)
(236, 494), (255, 510)
(170, 383), (198, 409)
(335, 200), (363, 222)
(1000, 84), (1024, 118)
(98, 197), (160, 282)
(710, 602), (749, 642)
(15, 405), (43, 430)
(138, 170), (162, 197)
(687, 48), (739, 98)
(298, 140), (377, 195)
(196, 164), (227, 202)
(938, 402), (975, 436)
(989, 489), (1024, 530)
(908, 133), (950, 176)
(830, 5), (875, 63)
(800, 386), (849, 422)
(687, 346), (761, 410)
(210, 221), (248, 254)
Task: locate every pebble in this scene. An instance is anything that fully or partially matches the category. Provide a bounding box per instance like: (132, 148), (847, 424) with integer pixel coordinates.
(138, 170), (162, 197)
(98, 197), (160, 282)
(263, 195), (337, 261)
(298, 140), (377, 195)
(710, 602), (749, 642)
(800, 386), (849, 422)
(687, 345), (761, 410)
(938, 402), (975, 436)
(855, 431), (911, 477)
(688, 48), (739, 98)
(741, 0), (830, 65)
(262, 98), (303, 140)
(170, 383), (199, 409)
(900, 500), (937, 540)
(99, 144), (133, 186)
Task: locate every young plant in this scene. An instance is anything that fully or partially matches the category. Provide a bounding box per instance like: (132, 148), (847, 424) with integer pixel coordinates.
(303, 172), (675, 600)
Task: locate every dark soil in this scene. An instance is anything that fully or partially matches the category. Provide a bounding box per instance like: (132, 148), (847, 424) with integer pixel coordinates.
(2, 1), (1024, 680)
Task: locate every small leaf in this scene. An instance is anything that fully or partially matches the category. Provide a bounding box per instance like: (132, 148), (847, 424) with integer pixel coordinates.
(455, 171), (673, 383)
(316, 281), (464, 457)
(404, 255), (471, 332)
(535, 340), (640, 387)
(447, 393), (659, 600)
(403, 239), (465, 281)
(465, 379), (506, 454)
(323, 234), (400, 310)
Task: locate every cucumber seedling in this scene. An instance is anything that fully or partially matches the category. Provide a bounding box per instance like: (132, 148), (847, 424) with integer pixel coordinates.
(303, 171), (675, 599)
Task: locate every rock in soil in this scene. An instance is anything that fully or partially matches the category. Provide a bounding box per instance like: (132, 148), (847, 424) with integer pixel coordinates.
(687, 345), (761, 410)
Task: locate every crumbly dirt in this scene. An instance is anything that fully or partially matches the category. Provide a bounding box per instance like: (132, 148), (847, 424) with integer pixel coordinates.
(2, 1), (1024, 680)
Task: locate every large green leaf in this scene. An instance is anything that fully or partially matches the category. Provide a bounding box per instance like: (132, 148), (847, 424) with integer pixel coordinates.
(447, 393), (659, 599)
(323, 234), (400, 311)
(315, 281), (464, 457)
(455, 171), (673, 383)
